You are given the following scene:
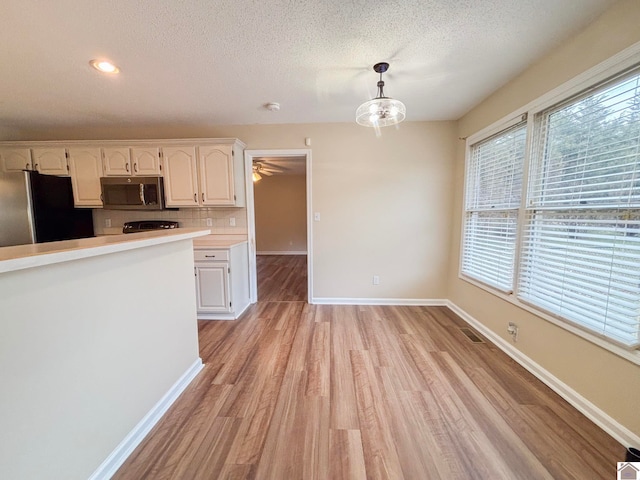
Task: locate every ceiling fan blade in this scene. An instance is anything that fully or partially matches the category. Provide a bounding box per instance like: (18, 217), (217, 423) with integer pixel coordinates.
(261, 170), (274, 176)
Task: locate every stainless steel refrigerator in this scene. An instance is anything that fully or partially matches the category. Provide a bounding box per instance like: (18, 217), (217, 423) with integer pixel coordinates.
(0, 170), (94, 247)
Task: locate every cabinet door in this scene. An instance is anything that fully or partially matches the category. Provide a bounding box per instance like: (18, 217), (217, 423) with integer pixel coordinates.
(131, 147), (161, 176)
(0, 148), (33, 172)
(195, 264), (230, 312)
(162, 146), (199, 207)
(67, 147), (103, 207)
(31, 148), (68, 175)
(198, 145), (235, 205)
(102, 147), (131, 176)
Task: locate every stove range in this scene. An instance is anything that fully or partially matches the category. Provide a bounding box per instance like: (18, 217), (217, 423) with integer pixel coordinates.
(122, 220), (179, 234)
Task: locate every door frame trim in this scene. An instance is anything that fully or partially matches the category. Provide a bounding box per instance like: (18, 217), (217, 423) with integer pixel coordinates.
(243, 149), (313, 303)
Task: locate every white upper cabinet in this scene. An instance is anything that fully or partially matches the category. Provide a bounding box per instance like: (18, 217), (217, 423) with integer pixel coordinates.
(163, 141), (245, 208)
(31, 148), (69, 175)
(0, 148), (32, 172)
(103, 147), (161, 176)
(198, 145), (234, 206)
(67, 147), (103, 207)
(162, 146), (199, 207)
(102, 147), (131, 176)
(0, 138), (246, 208)
(131, 147), (161, 176)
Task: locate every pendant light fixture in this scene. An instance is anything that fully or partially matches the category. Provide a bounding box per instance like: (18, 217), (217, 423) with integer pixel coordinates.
(356, 62), (406, 127)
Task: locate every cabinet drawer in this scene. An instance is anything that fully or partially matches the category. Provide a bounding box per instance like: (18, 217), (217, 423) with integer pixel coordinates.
(194, 249), (230, 262)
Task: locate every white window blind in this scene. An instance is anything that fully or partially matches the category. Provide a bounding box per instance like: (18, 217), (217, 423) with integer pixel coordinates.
(519, 70), (640, 347)
(462, 122), (526, 292)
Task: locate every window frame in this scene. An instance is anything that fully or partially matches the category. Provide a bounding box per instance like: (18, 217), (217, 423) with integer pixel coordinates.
(461, 115), (528, 294)
(458, 40), (640, 365)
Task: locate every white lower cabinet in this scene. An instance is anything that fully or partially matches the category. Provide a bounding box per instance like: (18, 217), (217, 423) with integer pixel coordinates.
(194, 242), (250, 320)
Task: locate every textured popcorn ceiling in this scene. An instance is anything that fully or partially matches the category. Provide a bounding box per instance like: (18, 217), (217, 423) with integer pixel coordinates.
(0, 0), (616, 129)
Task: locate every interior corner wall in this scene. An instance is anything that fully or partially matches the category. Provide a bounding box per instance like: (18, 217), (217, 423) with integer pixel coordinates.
(449, 0), (640, 440)
(254, 174), (307, 253)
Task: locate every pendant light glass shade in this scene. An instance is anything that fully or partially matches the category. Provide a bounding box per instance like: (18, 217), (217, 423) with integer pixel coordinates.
(356, 97), (406, 127)
(356, 62), (406, 127)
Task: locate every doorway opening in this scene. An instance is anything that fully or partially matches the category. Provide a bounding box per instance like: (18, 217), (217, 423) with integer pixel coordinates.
(244, 149), (312, 304)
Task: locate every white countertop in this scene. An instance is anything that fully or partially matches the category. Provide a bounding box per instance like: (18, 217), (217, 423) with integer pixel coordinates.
(0, 228), (211, 274)
(193, 234), (248, 248)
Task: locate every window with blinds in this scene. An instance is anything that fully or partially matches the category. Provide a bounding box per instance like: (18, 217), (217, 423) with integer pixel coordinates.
(519, 71), (640, 347)
(462, 122), (526, 292)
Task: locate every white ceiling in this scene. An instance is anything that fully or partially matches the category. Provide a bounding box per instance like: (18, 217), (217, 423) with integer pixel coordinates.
(0, 0), (617, 131)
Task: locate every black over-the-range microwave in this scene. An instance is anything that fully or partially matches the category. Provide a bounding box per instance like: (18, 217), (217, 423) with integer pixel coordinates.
(100, 176), (165, 210)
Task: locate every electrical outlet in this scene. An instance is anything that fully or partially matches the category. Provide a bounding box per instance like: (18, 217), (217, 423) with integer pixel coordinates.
(105, 218), (111, 228)
(373, 275), (380, 285)
(229, 217), (236, 226)
(507, 322), (519, 341)
(206, 218), (213, 227)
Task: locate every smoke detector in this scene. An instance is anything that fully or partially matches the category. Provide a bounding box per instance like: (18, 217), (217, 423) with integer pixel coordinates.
(265, 102), (280, 112)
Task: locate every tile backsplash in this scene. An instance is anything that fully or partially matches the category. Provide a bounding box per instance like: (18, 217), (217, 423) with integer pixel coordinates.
(93, 207), (248, 235)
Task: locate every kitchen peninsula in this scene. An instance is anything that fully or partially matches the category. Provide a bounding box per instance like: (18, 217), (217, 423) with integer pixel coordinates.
(0, 229), (209, 480)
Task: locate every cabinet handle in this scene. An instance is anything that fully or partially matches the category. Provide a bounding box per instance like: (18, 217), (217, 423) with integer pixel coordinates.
(134, 163), (138, 173)
(25, 163), (30, 170)
(194, 193), (197, 202)
(204, 255), (216, 258)
(34, 163), (39, 171)
(202, 192), (204, 202)
(126, 163), (130, 172)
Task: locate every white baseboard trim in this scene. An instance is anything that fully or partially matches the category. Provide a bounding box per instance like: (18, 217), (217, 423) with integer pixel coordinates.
(197, 301), (251, 321)
(311, 297), (448, 306)
(257, 251), (307, 255)
(88, 358), (204, 480)
(446, 301), (640, 449)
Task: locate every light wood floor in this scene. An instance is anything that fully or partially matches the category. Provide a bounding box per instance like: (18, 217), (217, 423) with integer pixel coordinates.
(114, 258), (623, 479)
(256, 254), (307, 302)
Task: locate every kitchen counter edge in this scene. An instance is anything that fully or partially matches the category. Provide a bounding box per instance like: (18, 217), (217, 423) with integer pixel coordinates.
(0, 228), (211, 274)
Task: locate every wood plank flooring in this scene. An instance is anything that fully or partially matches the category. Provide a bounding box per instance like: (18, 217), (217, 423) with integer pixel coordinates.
(256, 254), (307, 302)
(113, 258), (624, 479)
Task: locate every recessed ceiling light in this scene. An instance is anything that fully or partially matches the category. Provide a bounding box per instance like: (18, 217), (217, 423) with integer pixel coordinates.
(90, 59), (120, 74)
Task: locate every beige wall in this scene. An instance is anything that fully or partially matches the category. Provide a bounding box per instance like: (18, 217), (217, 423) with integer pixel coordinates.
(449, 0), (640, 439)
(254, 174), (307, 253)
(6, 122), (458, 300)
